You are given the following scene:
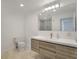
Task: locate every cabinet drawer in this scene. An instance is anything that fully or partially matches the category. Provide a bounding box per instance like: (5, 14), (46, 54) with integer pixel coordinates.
(31, 39), (39, 49)
(56, 54), (68, 59)
(56, 44), (77, 57)
(56, 53), (76, 59)
(31, 48), (39, 53)
(40, 41), (56, 52)
(40, 48), (56, 59)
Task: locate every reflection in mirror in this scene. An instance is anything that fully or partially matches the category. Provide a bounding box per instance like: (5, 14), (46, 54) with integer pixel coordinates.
(60, 17), (75, 32)
(38, 0), (76, 32)
(39, 17), (52, 31)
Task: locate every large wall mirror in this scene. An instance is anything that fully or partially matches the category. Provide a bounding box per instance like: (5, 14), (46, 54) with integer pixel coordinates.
(38, 0), (76, 32)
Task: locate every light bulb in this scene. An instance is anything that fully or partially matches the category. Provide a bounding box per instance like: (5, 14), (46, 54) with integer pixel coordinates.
(51, 5), (55, 9)
(55, 4), (59, 8)
(20, 4), (24, 7)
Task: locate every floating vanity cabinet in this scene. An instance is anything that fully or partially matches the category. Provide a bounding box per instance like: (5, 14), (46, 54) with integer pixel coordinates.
(31, 39), (39, 53)
(31, 39), (77, 59)
(56, 44), (77, 59)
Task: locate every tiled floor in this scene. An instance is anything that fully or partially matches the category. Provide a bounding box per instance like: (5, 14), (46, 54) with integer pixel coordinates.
(1, 49), (42, 59)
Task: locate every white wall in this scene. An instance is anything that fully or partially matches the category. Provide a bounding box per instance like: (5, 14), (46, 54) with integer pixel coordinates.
(1, 4), (25, 54)
(25, 12), (39, 50)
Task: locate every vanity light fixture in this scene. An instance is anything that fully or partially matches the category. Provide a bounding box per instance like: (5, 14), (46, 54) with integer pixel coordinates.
(60, 3), (63, 8)
(44, 7), (52, 11)
(55, 4), (60, 8)
(20, 3), (24, 7)
(44, 8), (49, 11)
(51, 5), (55, 9)
(53, 9), (56, 12)
(42, 3), (60, 12)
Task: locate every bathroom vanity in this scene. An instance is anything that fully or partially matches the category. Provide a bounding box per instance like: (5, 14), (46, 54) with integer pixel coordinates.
(31, 0), (77, 59)
(31, 36), (77, 59)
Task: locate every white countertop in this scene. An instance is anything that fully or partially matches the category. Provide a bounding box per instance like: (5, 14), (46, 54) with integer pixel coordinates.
(32, 36), (77, 48)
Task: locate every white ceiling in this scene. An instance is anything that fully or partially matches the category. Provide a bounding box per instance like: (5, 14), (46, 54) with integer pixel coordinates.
(2, 0), (76, 15)
(2, 0), (55, 14)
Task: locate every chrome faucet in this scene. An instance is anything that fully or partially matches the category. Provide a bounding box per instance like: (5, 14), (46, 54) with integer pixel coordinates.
(50, 33), (52, 39)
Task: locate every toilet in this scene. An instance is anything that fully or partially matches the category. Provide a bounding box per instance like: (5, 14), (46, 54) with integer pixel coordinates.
(13, 37), (26, 51)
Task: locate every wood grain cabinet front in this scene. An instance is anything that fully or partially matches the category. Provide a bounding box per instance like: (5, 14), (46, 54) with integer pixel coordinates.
(31, 39), (77, 59)
(40, 48), (56, 59)
(31, 39), (39, 53)
(56, 44), (77, 59)
(56, 52), (76, 59)
(56, 54), (68, 59)
(39, 41), (56, 53)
